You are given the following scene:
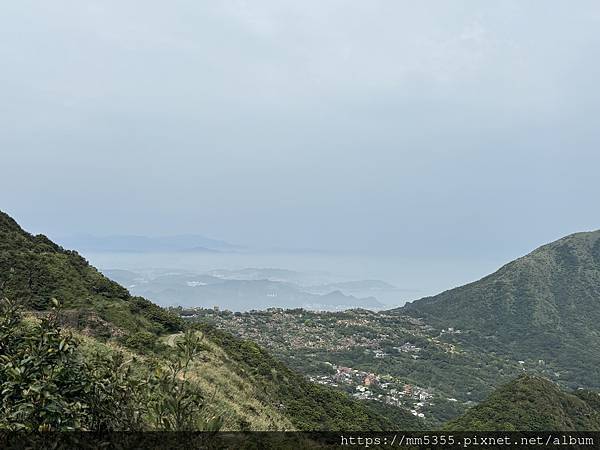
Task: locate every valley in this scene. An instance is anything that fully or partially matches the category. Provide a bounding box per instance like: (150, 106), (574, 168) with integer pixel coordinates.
(2, 209), (600, 433)
(177, 230), (600, 426)
(182, 307), (535, 425)
(0, 211), (422, 431)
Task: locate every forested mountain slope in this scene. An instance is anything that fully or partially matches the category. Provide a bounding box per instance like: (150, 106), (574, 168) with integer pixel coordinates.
(401, 230), (600, 388)
(0, 211), (182, 338)
(445, 375), (600, 431)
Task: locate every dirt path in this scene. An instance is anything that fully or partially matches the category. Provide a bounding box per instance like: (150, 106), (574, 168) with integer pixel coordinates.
(164, 332), (183, 347)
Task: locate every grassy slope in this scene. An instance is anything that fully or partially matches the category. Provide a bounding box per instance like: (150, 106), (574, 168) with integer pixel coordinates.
(71, 324), (424, 431)
(72, 328), (295, 431)
(196, 324), (424, 431)
(445, 375), (600, 431)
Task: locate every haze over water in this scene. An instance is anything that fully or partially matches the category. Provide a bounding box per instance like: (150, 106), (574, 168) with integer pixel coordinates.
(84, 250), (506, 308)
(3, 2), (599, 266)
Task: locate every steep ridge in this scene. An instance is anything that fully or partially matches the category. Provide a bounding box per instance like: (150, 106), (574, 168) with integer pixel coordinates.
(0, 211), (182, 336)
(401, 230), (600, 388)
(445, 375), (600, 431)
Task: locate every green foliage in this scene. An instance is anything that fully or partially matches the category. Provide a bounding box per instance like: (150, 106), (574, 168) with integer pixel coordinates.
(0, 298), (219, 431)
(0, 298), (100, 430)
(148, 331), (223, 431)
(79, 351), (148, 431)
(130, 296), (183, 334)
(0, 210), (182, 344)
(124, 331), (162, 353)
(402, 230), (600, 391)
(445, 375), (600, 431)
(194, 323), (424, 431)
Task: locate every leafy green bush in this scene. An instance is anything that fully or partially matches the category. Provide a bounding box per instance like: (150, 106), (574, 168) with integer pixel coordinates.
(124, 331), (161, 352)
(0, 298), (220, 431)
(147, 331), (223, 431)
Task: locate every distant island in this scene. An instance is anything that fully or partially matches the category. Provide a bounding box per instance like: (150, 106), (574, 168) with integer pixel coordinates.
(55, 233), (243, 253)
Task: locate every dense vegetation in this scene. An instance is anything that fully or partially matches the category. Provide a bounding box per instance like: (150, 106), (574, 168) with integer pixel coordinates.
(192, 307), (527, 425)
(0, 211), (182, 342)
(401, 230), (600, 389)
(445, 375), (600, 431)
(0, 298), (218, 431)
(195, 323), (424, 431)
(0, 210), (421, 431)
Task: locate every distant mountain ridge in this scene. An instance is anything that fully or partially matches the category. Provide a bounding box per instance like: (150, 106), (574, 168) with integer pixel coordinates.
(104, 269), (385, 311)
(55, 234), (242, 253)
(401, 229), (600, 388)
(207, 267), (334, 286)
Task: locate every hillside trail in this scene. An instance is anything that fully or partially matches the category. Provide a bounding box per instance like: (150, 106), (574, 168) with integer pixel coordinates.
(164, 332), (184, 347)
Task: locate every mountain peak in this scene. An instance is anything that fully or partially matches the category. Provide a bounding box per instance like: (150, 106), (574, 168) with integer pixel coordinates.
(401, 228), (600, 390)
(0, 210), (25, 234)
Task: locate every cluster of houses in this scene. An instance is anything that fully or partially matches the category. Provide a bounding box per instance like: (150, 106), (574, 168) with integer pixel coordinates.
(440, 327), (462, 334)
(185, 308), (471, 420)
(197, 309), (402, 353)
(370, 342), (423, 360)
(394, 342), (421, 353)
(309, 363), (434, 417)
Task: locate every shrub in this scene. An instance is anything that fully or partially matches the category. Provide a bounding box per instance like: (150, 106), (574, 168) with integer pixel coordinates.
(0, 298), (220, 431)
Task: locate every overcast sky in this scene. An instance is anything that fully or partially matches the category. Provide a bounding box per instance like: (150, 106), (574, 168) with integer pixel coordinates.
(2, 1), (600, 257)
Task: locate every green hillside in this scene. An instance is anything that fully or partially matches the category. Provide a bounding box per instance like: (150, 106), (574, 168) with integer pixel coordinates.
(193, 324), (424, 431)
(0, 210), (183, 339)
(445, 375), (600, 431)
(0, 210), (421, 431)
(401, 230), (600, 388)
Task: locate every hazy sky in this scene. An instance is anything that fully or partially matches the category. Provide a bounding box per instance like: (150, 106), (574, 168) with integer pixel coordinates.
(2, 1), (600, 258)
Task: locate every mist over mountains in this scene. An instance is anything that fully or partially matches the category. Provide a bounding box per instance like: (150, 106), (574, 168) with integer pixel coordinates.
(103, 267), (391, 312)
(56, 234), (243, 253)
